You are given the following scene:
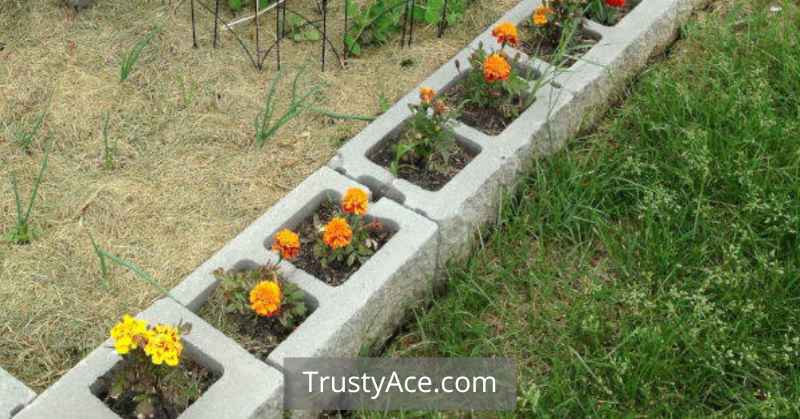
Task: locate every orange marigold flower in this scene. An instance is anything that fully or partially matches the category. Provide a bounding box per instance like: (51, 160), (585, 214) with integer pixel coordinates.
(483, 53), (511, 83)
(606, 0), (625, 8)
(342, 187), (369, 216)
(419, 87), (436, 104)
(272, 229), (301, 260)
(491, 22), (518, 47)
(532, 5), (553, 27)
(323, 217), (353, 249)
(249, 280), (282, 317)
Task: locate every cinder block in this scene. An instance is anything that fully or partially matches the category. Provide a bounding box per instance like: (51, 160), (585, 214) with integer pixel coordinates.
(0, 368), (35, 419)
(14, 299), (283, 419)
(268, 197), (439, 366)
(169, 167), (371, 311)
(168, 166), (438, 363)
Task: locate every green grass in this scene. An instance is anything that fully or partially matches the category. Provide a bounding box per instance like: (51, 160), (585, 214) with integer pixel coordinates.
(379, 1), (800, 417)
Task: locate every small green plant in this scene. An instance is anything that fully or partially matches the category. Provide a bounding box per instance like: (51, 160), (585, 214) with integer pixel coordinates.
(100, 112), (116, 170)
(255, 66), (321, 147)
(457, 44), (531, 119)
(344, 0), (406, 55)
(120, 26), (160, 81)
(421, 0), (467, 27)
(389, 87), (457, 176)
(212, 265), (307, 329)
(6, 140), (51, 245)
(285, 13), (321, 42)
(88, 230), (111, 288)
(6, 110), (46, 153)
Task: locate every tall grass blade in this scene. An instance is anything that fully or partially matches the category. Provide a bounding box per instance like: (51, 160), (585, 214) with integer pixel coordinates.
(88, 230), (110, 289)
(120, 27), (160, 81)
(96, 247), (176, 301)
(101, 111), (115, 170)
(6, 139), (52, 244)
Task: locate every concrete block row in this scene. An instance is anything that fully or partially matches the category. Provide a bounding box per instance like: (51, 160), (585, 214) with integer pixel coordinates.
(9, 0), (710, 417)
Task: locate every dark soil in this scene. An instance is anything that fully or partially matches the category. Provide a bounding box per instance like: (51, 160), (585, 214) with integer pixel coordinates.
(519, 25), (600, 68)
(293, 200), (394, 286)
(213, 309), (309, 362)
(443, 81), (530, 136)
(96, 359), (219, 419)
(368, 129), (476, 191)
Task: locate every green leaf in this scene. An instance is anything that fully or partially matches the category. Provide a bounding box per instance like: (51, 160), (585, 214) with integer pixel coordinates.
(424, 0), (443, 24)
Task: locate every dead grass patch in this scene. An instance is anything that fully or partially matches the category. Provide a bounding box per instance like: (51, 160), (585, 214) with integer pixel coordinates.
(0, 0), (517, 390)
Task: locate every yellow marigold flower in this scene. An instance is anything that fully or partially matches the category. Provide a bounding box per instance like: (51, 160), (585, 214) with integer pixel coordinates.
(144, 324), (183, 367)
(483, 53), (512, 83)
(419, 87), (436, 104)
(272, 229), (301, 260)
(323, 217), (353, 249)
(249, 280), (282, 317)
(342, 187), (369, 216)
(491, 22), (519, 47)
(532, 5), (553, 27)
(110, 315), (150, 355)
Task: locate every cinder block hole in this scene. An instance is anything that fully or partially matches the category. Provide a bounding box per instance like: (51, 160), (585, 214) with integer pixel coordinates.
(365, 117), (483, 192)
(260, 190), (399, 287)
(195, 259), (319, 365)
(437, 62), (540, 137)
(90, 342), (223, 418)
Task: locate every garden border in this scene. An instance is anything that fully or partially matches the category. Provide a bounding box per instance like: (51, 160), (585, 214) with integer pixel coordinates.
(10, 0), (709, 417)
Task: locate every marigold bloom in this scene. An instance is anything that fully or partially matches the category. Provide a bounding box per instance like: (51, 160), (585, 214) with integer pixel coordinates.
(483, 53), (512, 83)
(342, 188), (369, 216)
(272, 229), (301, 260)
(249, 280), (282, 317)
(419, 87), (436, 104)
(606, 0), (625, 7)
(110, 315), (150, 355)
(144, 324), (183, 367)
(323, 217), (353, 249)
(491, 22), (519, 47)
(532, 5), (553, 26)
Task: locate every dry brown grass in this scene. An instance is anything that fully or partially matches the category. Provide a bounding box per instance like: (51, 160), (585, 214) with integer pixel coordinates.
(0, 0), (517, 390)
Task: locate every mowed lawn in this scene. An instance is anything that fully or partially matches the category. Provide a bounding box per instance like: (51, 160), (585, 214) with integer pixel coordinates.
(377, 1), (800, 417)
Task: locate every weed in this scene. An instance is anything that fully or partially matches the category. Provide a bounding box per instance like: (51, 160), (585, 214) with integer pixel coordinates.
(254, 66), (322, 147)
(100, 111), (116, 170)
(90, 238), (175, 299)
(6, 110), (46, 153)
(6, 140), (51, 245)
(120, 26), (160, 81)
